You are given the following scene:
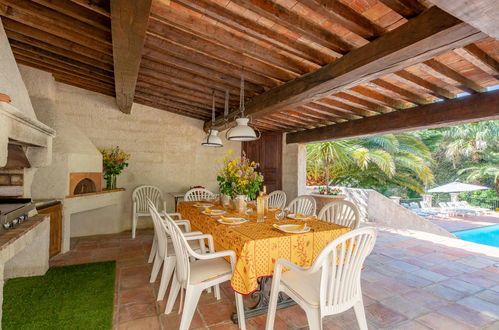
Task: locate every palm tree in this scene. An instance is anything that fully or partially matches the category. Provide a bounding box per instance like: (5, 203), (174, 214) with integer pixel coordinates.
(307, 133), (434, 194)
(459, 151), (499, 192)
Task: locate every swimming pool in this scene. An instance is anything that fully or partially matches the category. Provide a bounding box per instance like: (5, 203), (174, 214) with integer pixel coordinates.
(453, 224), (499, 248)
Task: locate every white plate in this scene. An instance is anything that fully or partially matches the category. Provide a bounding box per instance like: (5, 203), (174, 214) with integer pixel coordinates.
(194, 203), (215, 208)
(217, 217), (249, 225)
(201, 209), (226, 216)
(287, 214), (311, 220)
(275, 224), (311, 234)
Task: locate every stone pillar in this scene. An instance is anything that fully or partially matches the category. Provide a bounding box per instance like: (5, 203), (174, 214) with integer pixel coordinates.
(390, 196), (401, 204)
(423, 194), (433, 207)
(450, 193), (459, 202)
(297, 143), (307, 196)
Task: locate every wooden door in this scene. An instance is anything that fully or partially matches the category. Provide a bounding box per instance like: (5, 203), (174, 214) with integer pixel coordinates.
(37, 202), (62, 257)
(242, 132), (283, 193)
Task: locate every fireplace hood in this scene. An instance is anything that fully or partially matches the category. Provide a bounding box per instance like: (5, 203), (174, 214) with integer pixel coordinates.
(0, 100), (55, 169)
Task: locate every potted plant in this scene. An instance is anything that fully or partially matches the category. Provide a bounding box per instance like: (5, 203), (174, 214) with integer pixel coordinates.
(216, 150), (264, 206)
(99, 146), (131, 190)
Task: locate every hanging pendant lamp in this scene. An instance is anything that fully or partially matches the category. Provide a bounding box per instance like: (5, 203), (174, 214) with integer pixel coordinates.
(226, 68), (260, 142)
(201, 90), (223, 147)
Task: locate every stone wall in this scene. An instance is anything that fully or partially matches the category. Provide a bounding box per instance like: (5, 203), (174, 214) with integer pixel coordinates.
(20, 66), (241, 234)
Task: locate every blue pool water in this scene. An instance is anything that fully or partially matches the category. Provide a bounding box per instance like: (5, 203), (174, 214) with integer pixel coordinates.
(453, 225), (499, 248)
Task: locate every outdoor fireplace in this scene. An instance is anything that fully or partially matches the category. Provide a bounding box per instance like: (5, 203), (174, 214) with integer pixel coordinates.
(68, 172), (102, 196)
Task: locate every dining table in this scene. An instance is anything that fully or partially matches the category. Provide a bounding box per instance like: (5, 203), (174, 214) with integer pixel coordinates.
(177, 201), (351, 321)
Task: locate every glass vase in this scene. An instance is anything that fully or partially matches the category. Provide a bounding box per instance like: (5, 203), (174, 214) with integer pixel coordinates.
(234, 195), (248, 215)
(104, 174), (116, 190)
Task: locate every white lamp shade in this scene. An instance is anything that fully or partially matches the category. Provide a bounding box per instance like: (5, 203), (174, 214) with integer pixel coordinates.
(201, 129), (223, 147)
(227, 117), (258, 141)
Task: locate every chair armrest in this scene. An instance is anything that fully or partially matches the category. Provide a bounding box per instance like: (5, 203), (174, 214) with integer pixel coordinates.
(184, 233), (214, 255)
(275, 258), (309, 273)
(192, 249), (237, 271)
(174, 219), (191, 232)
(183, 231), (203, 236)
(168, 213), (182, 220)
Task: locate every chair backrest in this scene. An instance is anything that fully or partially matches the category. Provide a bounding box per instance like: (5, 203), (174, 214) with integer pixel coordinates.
(147, 199), (168, 259)
(184, 188), (214, 202)
(133, 185), (164, 213)
(420, 201), (429, 209)
(164, 215), (195, 288)
(409, 202), (420, 209)
(286, 195), (317, 216)
(309, 227), (377, 314)
(268, 190), (287, 209)
(317, 200), (360, 230)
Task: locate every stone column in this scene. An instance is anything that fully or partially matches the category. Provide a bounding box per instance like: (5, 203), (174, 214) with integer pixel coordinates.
(390, 196), (401, 204)
(423, 194), (433, 207)
(450, 193), (459, 202)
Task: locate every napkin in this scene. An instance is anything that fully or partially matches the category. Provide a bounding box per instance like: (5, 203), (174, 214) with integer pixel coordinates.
(273, 224), (306, 232)
(295, 213), (316, 220)
(204, 207), (213, 213)
(220, 216), (243, 224)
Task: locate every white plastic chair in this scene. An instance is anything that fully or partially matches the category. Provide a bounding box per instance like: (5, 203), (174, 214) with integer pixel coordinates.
(184, 188), (215, 201)
(147, 200), (207, 301)
(164, 216), (246, 330)
(286, 195), (317, 216)
(132, 185), (167, 239)
(268, 190), (287, 209)
(266, 227), (377, 330)
(317, 200), (360, 230)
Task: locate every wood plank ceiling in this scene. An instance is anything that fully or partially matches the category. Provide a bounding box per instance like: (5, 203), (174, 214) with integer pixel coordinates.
(1, 0), (498, 133)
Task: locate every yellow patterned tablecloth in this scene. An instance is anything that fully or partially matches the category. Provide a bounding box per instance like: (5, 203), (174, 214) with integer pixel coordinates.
(178, 201), (350, 295)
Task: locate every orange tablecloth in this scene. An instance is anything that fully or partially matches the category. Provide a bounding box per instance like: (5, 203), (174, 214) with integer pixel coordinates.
(178, 201), (350, 295)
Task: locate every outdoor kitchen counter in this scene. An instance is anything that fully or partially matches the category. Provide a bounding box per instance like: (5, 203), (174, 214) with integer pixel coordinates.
(0, 214), (50, 324)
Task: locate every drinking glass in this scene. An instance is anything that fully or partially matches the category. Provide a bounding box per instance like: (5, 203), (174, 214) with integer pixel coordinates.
(274, 209), (286, 221)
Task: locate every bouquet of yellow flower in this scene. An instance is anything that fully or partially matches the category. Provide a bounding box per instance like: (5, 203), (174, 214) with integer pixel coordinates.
(99, 146), (131, 190)
(216, 150), (264, 199)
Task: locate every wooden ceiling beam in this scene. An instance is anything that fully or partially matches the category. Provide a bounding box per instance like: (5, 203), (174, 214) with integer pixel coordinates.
(141, 51), (263, 94)
(350, 85), (413, 109)
(54, 75), (115, 97)
(304, 103), (355, 120)
(110, 0), (152, 114)
(147, 17), (295, 82)
(378, 0), (426, 19)
(10, 40), (113, 81)
(5, 29), (113, 72)
(31, 0), (110, 31)
(228, 0), (351, 55)
(287, 90), (499, 144)
(134, 96), (209, 120)
(454, 45), (499, 79)
(133, 93), (211, 118)
(371, 78), (433, 104)
(1, 18), (113, 63)
(145, 34), (277, 88)
(427, 0), (499, 39)
(333, 91), (392, 114)
(0, 0), (110, 44)
(170, 0), (334, 65)
(299, 0), (386, 40)
(394, 69), (456, 99)
(423, 59), (487, 93)
(151, 2), (315, 75)
(69, 0), (109, 17)
(315, 97), (377, 117)
(206, 7), (485, 131)
(139, 68), (236, 107)
(134, 84), (213, 111)
(140, 58), (249, 101)
(0, 6), (111, 54)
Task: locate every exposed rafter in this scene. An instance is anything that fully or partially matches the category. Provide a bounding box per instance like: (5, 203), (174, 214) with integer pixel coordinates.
(287, 90), (499, 144)
(110, 0), (152, 114)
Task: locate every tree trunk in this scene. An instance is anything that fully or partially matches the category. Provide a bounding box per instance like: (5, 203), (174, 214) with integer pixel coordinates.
(324, 158), (330, 194)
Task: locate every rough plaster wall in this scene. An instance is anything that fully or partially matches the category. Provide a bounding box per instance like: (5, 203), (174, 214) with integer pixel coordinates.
(54, 82), (241, 231)
(282, 136), (306, 202)
(0, 19), (36, 119)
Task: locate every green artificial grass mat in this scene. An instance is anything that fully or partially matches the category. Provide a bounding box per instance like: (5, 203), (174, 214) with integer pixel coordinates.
(2, 261), (115, 330)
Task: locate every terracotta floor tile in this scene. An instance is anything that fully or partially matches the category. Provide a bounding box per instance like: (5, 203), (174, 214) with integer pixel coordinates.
(412, 268), (448, 282)
(119, 316), (162, 330)
(476, 289), (499, 304)
(387, 320), (430, 330)
(275, 304), (308, 328)
(380, 296), (429, 318)
(208, 322), (239, 330)
(439, 278), (482, 295)
(246, 313), (287, 330)
(120, 284), (156, 306)
(422, 284), (467, 301)
(119, 302), (158, 324)
(162, 309), (205, 329)
(457, 296), (499, 318)
(402, 290), (447, 309)
(365, 302), (407, 328)
(198, 300), (235, 326)
(437, 303), (494, 328)
(417, 312), (474, 330)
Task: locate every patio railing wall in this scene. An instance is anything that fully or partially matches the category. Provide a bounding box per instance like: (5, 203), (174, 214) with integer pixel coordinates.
(401, 196), (498, 210)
